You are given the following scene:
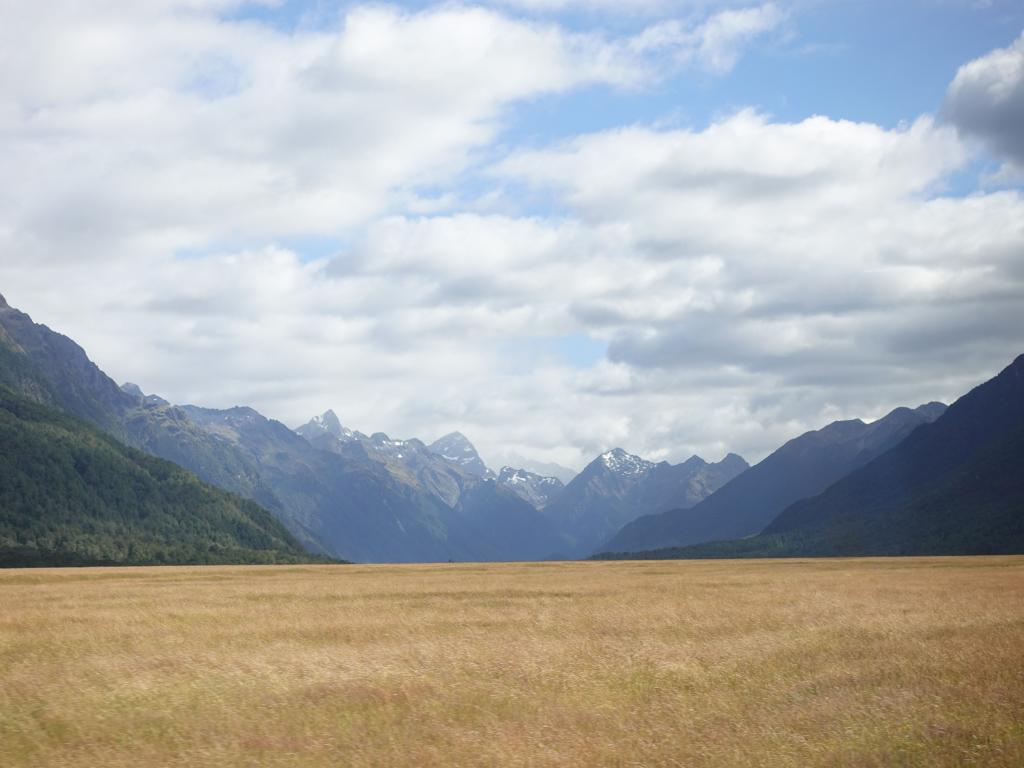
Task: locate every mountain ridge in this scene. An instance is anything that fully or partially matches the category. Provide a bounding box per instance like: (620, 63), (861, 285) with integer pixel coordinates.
(543, 448), (748, 557)
(0, 380), (323, 567)
(601, 401), (947, 555)
(595, 355), (1023, 560)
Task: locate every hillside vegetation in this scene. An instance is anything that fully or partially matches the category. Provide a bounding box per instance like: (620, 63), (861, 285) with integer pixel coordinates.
(0, 387), (324, 567)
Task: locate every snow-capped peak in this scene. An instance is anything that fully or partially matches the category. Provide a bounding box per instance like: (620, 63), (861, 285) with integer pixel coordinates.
(599, 448), (654, 477)
(497, 466), (565, 509)
(428, 431), (492, 478)
(297, 409), (355, 442)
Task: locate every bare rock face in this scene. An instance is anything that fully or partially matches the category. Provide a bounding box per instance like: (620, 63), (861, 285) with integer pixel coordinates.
(428, 432), (494, 479)
(543, 448), (748, 558)
(604, 402), (948, 555)
(497, 467), (565, 510)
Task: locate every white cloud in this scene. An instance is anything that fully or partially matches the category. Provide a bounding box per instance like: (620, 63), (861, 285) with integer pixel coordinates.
(0, 2), (651, 268)
(492, 0), (766, 14)
(493, 0), (785, 73)
(0, 0), (779, 273)
(7, 109), (1022, 469)
(943, 31), (1024, 169)
(694, 3), (784, 73)
(1, 3), (1022, 472)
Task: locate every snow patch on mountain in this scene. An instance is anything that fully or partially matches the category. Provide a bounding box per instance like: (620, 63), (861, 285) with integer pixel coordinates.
(600, 448), (655, 477)
(428, 432), (493, 478)
(497, 466), (565, 509)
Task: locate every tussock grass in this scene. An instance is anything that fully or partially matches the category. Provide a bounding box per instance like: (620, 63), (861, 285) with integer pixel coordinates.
(1, 557), (1023, 766)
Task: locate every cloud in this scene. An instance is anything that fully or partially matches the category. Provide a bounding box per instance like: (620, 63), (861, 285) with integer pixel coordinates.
(1, 3), (1022, 471)
(693, 3), (784, 73)
(0, 2), (652, 268)
(943, 31), (1024, 168)
(0, 0), (779, 274)
(488, 111), (1023, 453)
(10, 108), (1020, 469)
(492, 0), (768, 14)
(494, 1), (785, 74)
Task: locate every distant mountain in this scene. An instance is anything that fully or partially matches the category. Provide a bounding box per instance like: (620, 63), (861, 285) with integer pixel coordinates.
(489, 451), (578, 484)
(759, 354), (1024, 554)
(0, 295), (285, 517)
(295, 409), (361, 443)
(182, 405), (484, 562)
(428, 432), (494, 478)
(627, 453), (749, 522)
(601, 355), (1024, 560)
(296, 412), (475, 508)
(602, 403), (946, 555)
(9, 290), (1015, 565)
(291, 412), (565, 559)
(0, 293), (133, 434)
(0, 299), (479, 561)
(0, 379), (318, 567)
(449, 480), (567, 561)
(497, 467), (565, 510)
(544, 448), (747, 557)
(0, 294), (574, 563)
(297, 414), (501, 505)
(120, 382), (169, 407)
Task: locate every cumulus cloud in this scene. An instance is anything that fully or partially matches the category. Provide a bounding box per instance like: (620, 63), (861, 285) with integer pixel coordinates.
(0, 0), (780, 273)
(943, 31), (1024, 169)
(0, 2), (653, 268)
(693, 3), (784, 73)
(493, 0), (766, 14)
(494, 0), (785, 73)
(9, 109), (1022, 467)
(1, 2), (1022, 470)
(488, 111), (1024, 456)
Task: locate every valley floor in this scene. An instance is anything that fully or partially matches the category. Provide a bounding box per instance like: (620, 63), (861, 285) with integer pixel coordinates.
(1, 557), (1023, 767)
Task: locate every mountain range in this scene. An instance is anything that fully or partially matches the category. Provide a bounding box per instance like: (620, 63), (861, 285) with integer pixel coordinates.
(0, 321), (316, 566)
(597, 355), (1024, 560)
(1, 291), (1021, 565)
(604, 402), (946, 554)
(0, 295), (744, 563)
(544, 449), (749, 557)
(496, 467), (565, 510)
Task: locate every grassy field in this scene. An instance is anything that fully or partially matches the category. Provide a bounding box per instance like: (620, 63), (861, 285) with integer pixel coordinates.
(1, 558), (1023, 767)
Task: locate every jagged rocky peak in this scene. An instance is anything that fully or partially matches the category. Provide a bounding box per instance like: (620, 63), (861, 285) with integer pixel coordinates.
(599, 448), (655, 476)
(498, 466), (563, 487)
(0, 292), (8, 308)
(297, 409), (356, 442)
(371, 432), (401, 447)
(315, 409), (344, 436)
(676, 454), (707, 469)
(121, 382), (145, 399)
(428, 431), (492, 478)
(719, 452), (749, 471)
(120, 382), (170, 407)
(489, 452), (579, 484)
(184, 405), (265, 426)
(225, 406), (262, 420)
(497, 466), (565, 509)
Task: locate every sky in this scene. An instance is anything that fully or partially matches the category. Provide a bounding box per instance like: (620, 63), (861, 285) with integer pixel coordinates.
(1, 0), (1023, 471)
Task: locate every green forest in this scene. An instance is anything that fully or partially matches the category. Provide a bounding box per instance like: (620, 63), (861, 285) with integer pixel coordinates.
(0, 387), (328, 567)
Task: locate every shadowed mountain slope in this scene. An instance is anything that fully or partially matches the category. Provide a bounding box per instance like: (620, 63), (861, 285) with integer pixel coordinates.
(0, 295), (569, 562)
(544, 448), (748, 557)
(0, 384), (319, 567)
(496, 467), (565, 510)
(596, 355), (1024, 560)
(602, 403), (946, 555)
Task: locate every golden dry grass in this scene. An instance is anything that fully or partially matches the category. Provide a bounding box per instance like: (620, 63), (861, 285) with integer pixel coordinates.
(1, 557), (1023, 767)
